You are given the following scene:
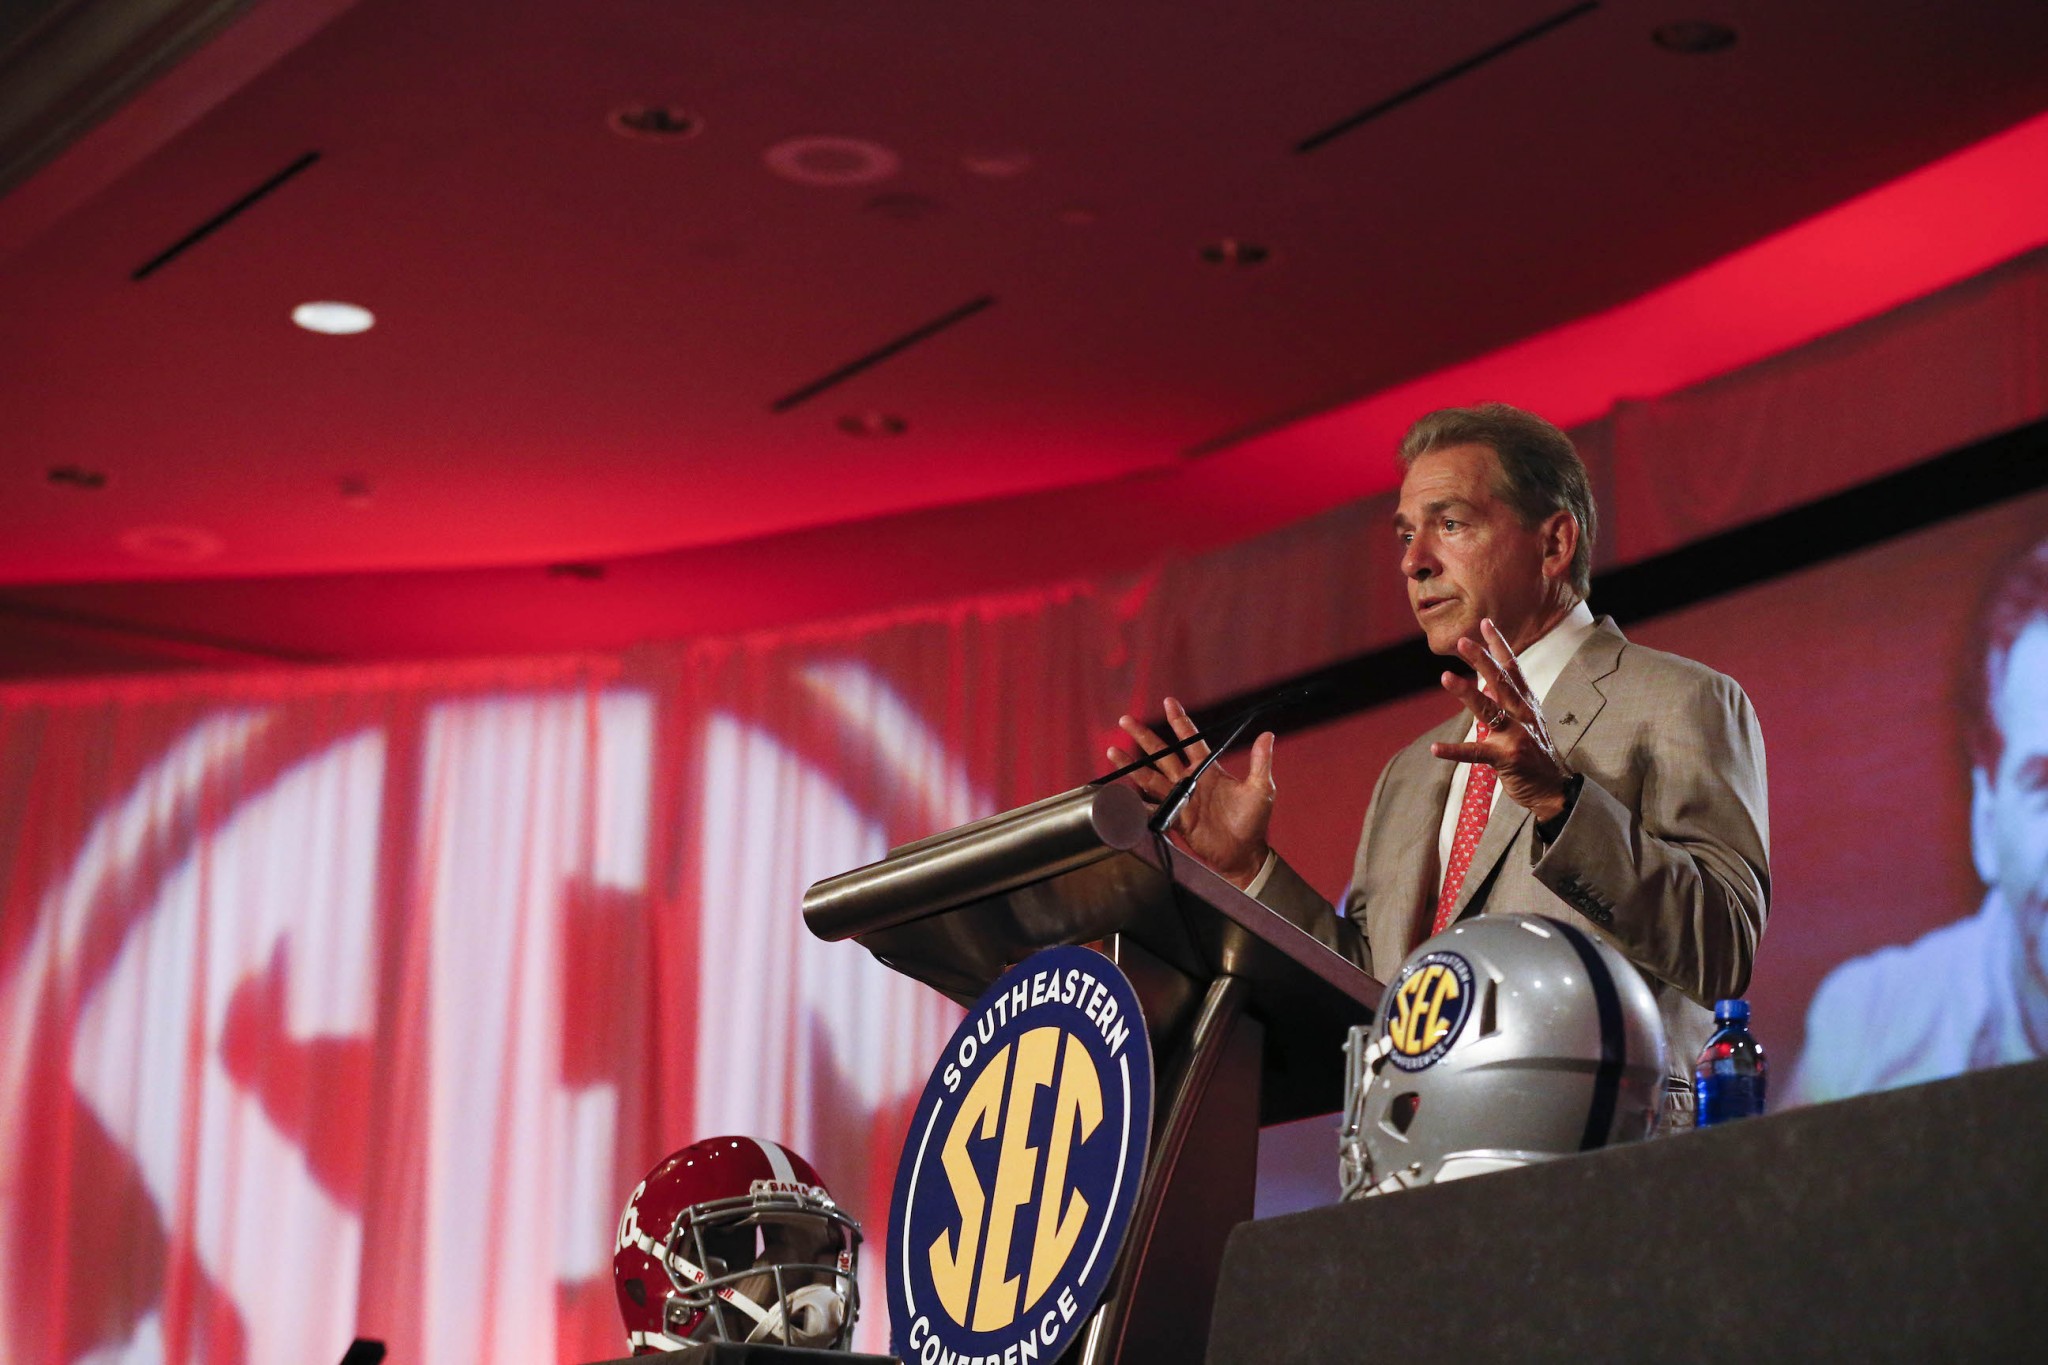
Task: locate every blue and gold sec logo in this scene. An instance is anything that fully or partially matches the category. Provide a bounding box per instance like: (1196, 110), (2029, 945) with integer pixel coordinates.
(888, 944), (1152, 1365)
(1382, 950), (1475, 1072)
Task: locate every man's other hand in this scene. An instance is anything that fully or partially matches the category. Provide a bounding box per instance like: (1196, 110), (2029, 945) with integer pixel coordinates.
(1108, 697), (1276, 888)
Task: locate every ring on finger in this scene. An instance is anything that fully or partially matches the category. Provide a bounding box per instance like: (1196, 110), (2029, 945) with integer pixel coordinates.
(1485, 705), (1512, 731)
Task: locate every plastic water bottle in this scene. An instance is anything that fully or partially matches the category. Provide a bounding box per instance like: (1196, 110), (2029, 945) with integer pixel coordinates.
(1694, 998), (1766, 1126)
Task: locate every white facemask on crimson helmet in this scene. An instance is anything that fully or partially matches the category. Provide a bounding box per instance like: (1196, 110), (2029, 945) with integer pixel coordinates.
(612, 1135), (861, 1354)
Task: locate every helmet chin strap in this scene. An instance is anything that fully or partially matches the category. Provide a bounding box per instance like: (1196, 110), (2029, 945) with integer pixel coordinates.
(746, 1283), (848, 1346)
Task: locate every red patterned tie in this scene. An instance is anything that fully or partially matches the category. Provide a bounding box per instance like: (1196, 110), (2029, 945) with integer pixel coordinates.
(1433, 724), (1495, 936)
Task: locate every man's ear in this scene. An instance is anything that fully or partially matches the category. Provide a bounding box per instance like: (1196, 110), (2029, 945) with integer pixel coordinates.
(1971, 765), (1999, 888)
(1541, 510), (1579, 582)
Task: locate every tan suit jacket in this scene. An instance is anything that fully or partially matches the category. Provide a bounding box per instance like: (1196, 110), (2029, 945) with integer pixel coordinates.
(1258, 617), (1770, 1075)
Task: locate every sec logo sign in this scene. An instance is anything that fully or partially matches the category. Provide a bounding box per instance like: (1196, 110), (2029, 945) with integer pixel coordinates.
(888, 944), (1152, 1365)
(1383, 950), (1475, 1072)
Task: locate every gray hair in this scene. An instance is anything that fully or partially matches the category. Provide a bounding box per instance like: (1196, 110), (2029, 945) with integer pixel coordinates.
(1398, 402), (1597, 599)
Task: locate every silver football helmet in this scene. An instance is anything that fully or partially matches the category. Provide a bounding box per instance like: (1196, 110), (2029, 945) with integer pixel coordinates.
(1340, 914), (1669, 1198)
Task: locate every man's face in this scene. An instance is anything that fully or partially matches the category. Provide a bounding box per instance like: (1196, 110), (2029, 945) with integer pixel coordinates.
(1393, 442), (1559, 656)
(1973, 620), (2048, 925)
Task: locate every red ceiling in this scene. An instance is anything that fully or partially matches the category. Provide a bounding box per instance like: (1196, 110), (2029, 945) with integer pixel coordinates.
(3, 0), (2048, 670)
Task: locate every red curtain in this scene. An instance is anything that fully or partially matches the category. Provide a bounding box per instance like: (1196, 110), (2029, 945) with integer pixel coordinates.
(0, 599), (1128, 1365)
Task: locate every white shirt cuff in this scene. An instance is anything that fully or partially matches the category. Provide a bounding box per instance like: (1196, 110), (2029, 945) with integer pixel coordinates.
(1240, 849), (1279, 898)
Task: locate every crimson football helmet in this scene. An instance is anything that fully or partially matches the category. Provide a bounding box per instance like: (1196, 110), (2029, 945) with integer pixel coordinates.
(612, 1136), (862, 1355)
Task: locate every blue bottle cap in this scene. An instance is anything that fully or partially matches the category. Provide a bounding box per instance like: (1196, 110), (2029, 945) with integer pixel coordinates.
(1714, 998), (1750, 1024)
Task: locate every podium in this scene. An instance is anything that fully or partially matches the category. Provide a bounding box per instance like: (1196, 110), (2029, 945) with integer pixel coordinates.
(803, 782), (1382, 1364)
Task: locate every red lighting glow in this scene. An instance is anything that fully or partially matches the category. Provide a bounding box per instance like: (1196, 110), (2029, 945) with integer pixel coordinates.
(1223, 108), (2048, 505)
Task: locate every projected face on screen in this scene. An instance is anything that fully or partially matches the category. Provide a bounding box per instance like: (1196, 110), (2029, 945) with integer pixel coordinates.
(1973, 618), (2048, 965)
(1788, 533), (2048, 1105)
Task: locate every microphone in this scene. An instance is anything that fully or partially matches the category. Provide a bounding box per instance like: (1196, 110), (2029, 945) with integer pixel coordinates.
(1093, 680), (1320, 790)
(1142, 682), (1319, 836)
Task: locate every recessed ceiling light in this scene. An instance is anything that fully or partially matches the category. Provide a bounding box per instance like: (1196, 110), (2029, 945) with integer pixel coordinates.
(764, 136), (900, 187)
(119, 524), (224, 563)
(609, 103), (703, 141)
(865, 192), (943, 221)
(1652, 21), (1737, 53)
(1198, 238), (1272, 268)
(838, 411), (909, 438)
(292, 301), (375, 335)
(960, 150), (1033, 179)
(47, 465), (107, 490)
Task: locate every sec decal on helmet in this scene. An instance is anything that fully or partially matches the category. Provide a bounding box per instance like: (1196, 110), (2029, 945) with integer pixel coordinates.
(1341, 915), (1670, 1197)
(612, 1135), (862, 1354)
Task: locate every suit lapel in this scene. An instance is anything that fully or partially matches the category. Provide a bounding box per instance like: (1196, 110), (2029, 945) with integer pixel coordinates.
(1373, 711), (1463, 970)
(1446, 617), (1625, 922)
(1546, 617), (1622, 767)
(1405, 712), (1463, 895)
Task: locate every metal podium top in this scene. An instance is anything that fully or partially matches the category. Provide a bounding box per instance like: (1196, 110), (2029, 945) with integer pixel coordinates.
(802, 782), (1380, 1122)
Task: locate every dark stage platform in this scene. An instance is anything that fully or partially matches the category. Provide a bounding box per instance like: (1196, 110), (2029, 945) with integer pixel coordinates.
(1209, 1058), (2048, 1363)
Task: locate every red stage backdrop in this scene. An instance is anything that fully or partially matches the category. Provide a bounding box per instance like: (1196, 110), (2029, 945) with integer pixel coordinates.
(0, 589), (1138, 1365)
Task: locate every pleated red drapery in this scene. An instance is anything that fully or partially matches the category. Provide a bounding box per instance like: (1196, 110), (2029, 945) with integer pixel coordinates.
(0, 596), (1125, 1365)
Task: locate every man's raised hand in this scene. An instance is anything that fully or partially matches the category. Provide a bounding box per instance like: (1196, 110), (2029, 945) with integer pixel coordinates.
(1429, 618), (1574, 821)
(1107, 697), (1276, 889)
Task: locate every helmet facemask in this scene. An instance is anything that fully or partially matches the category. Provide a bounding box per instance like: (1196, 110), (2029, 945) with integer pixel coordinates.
(661, 1188), (861, 1349)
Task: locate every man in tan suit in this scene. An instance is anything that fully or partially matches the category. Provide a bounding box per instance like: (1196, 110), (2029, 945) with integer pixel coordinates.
(1109, 403), (1769, 1081)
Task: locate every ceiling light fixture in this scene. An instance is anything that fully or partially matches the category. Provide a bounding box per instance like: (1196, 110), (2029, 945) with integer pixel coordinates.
(609, 103), (703, 141)
(764, 136), (901, 187)
(119, 524), (224, 564)
(960, 150), (1033, 179)
(292, 301), (375, 335)
(1198, 238), (1272, 268)
(837, 411), (909, 438)
(47, 465), (107, 489)
(865, 192), (943, 221)
(1652, 21), (1737, 53)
